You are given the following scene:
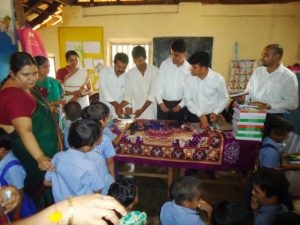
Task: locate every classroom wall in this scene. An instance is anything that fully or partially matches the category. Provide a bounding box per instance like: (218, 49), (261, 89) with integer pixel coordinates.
(39, 2), (300, 82)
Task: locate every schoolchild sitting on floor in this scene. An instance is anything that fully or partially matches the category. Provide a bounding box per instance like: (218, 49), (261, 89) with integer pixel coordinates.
(108, 178), (147, 225)
(62, 101), (82, 149)
(0, 128), (37, 219)
(259, 115), (293, 169)
(160, 176), (212, 225)
(211, 201), (253, 225)
(251, 168), (290, 225)
(44, 119), (105, 202)
(82, 102), (131, 179)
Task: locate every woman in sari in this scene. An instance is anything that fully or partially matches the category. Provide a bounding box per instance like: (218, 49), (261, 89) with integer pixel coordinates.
(34, 56), (65, 128)
(34, 56), (64, 107)
(58, 50), (92, 108)
(0, 52), (58, 208)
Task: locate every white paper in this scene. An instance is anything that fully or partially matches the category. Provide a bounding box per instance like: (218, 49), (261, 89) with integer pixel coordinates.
(83, 58), (93, 69)
(66, 41), (82, 52)
(83, 41), (101, 54)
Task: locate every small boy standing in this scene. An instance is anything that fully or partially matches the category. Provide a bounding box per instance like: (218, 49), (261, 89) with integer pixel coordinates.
(251, 168), (289, 225)
(44, 119), (105, 202)
(63, 101), (82, 149)
(259, 115), (293, 168)
(82, 102), (131, 179)
(0, 128), (37, 219)
(160, 176), (212, 225)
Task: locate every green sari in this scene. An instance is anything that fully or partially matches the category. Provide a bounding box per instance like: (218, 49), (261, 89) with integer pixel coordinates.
(9, 88), (58, 208)
(35, 77), (63, 103)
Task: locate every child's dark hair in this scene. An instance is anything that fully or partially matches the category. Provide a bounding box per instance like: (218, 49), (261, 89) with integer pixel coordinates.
(64, 101), (82, 121)
(170, 39), (187, 53)
(188, 51), (211, 68)
(253, 168), (289, 203)
(82, 102), (110, 121)
(263, 115), (293, 137)
(68, 119), (102, 149)
(171, 176), (202, 205)
(0, 128), (10, 150)
(108, 179), (138, 207)
(211, 201), (253, 225)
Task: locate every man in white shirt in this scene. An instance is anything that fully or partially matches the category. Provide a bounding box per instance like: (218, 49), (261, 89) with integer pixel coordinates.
(99, 53), (129, 118)
(245, 44), (298, 113)
(156, 39), (191, 122)
(120, 46), (158, 119)
(184, 51), (229, 128)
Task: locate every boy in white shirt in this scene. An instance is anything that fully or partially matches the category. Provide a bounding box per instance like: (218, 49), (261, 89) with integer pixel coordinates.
(184, 51), (229, 129)
(156, 39), (191, 122)
(121, 46), (159, 119)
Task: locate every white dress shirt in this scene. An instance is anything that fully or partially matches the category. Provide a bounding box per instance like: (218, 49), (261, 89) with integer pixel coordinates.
(156, 58), (191, 108)
(99, 66), (126, 118)
(124, 64), (159, 119)
(184, 68), (229, 117)
(245, 64), (298, 113)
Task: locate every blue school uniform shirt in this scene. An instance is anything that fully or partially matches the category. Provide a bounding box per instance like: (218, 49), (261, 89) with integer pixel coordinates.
(45, 149), (105, 202)
(93, 134), (116, 159)
(160, 201), (205, 225)
(103, 126), (117, 142)
(0, 151), (26, 189)
(63, 119), (72, 149)
(254, 204), (287, 225)
(259, 137), (282, 168)
(86, 151), (114, 195)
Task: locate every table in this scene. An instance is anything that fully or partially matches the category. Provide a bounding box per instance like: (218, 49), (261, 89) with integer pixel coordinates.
(112, 120), (260, 189)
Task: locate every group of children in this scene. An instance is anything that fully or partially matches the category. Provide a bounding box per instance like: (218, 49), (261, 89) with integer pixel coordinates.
(160, 168), (299, 225)
(0, 98), (299, 224)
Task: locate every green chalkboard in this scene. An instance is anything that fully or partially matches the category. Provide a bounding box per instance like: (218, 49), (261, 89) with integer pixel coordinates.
(153, 37), (213, 68)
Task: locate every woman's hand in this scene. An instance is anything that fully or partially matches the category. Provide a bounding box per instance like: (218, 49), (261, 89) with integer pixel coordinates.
(0, 186), (20, 214)
(37, 155), (55, 172)
(71, 194), (127, 225)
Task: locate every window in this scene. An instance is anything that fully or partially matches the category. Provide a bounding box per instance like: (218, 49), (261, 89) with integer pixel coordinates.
(109, 42), (152, 70)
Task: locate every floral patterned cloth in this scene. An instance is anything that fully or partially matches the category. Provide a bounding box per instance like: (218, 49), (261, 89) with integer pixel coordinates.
(112, 120), (259, 170)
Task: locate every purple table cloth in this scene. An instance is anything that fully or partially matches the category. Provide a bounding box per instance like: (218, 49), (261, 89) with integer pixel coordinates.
(112, 120), (260, 170)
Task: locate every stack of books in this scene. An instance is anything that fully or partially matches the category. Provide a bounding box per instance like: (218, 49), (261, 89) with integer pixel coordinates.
(232, 105), (267, 141)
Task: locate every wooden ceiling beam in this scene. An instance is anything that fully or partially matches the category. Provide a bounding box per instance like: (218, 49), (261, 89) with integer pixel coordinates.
(24, 0), (45, 17)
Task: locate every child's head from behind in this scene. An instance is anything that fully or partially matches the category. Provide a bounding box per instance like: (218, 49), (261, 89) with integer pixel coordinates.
(252, 168), (289, 206)
(82, 102), (110, 126)
(264, 115), (293, 142)
(171, 176), (203, 209)
(108, 178), (138, 211)
(64, 101), (82, 121)
(211, 201), (253, 225)
(0, 129), (10, 159)
(68, 119), (102, 152)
